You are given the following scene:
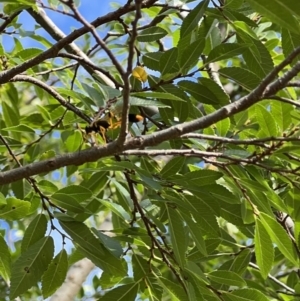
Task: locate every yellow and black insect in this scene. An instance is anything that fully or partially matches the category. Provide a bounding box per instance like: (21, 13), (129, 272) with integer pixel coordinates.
(85, 112), (144, 143)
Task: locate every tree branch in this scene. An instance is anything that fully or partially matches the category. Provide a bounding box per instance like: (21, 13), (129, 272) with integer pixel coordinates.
(2, 47), (300, 184)
(0, 0), (159, 85)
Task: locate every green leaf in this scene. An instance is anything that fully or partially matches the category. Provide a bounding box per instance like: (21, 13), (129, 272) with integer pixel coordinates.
(208, 271), (246, 287)
(184, 261), (210, 285)
(172, 169), (223, 186)
(81, 83), (105, 107)
(215, 117), (230, 137)
(2, 124), (35, 133)
(63, 130), (82, 152)
(181, 212), (207, 256)
(59, 221), (126, 276)
(254, 218), (274, 279)
(21, 214), (48, 253)
(246, 0), (300, 34)
(271, 101), (293, 132)
(157, 277), (187, 301)
(91, 228), (123, 258)
(10, 237), (54, 299)
(137, 26), (168, 42)
(259, 212), (298, 266)
(282, 28), (300, 65)
(207, 43), (250, 63)
(178, 80), (222, 105)
(15, 48), (43, 60)
(0, 197), (30, 220)
(180, 0), (209, 38)
(166, 206), (187, 268)
(222, 288), (269, 301)
(129, 96), (171, 108)
(96, 199), (131, 221)
(237, 34), (274, 80)
(159, 47), (179, 75)
(255, 104), (278, 137)
(218, 67), (261, 91)
(99, 283), (139, 301)
(53, 185), (92, 203)
(131, 92), (184, 102)
(42, 249), (68, 298)
(0, 235), (11, 283)
(51, 193), (85, 213)
(143, 51), (162, 71)
(160, 157), (186, 178)
(179, 38), (206, 71)
(184, 195), (220, 237)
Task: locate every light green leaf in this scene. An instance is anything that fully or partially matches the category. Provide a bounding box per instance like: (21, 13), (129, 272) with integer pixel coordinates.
(129, 96), (171, 108)
(0, 197), (30, 220)
(63, 130), (82, 152)
(215, 117), (230, 137)
(0, 235), (11, 283)
(271, 101), (293, 132)
(10, 237), (54, 299)
(131, 92), (184, 102)
(42, 249), (68, 298)
(2, 124), (35, 133)
(255, 104), (278, 137)
(260, 212), (298, 266)
(246, 0), (300, 34)
(282, 29), (300, 65)
(254, 218), (274, 279)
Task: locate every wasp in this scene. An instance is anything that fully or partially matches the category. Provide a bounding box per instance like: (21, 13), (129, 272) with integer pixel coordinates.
(85, 112), (144, 143)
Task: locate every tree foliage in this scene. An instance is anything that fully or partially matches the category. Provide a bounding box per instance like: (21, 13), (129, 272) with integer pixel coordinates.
(1, 0), (300, 300)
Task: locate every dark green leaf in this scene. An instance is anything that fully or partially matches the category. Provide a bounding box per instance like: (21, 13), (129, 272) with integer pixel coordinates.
(181, 0), (209, 38)
(208, 271), (246, 287)
(207, 43), (250, 63)
(137, 27), (168, 42)
(218, 67), (261, 91)
(21, 214), (48, 252)
(42, 249), (68, 298)
(167, 206), (187, 268)
(99, 283), (139, 301)
(10, 237), (54, 299)
(59, 221), (127, 276)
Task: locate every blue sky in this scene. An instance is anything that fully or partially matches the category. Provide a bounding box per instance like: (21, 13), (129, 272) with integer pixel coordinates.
(3, 0), (126, 51)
